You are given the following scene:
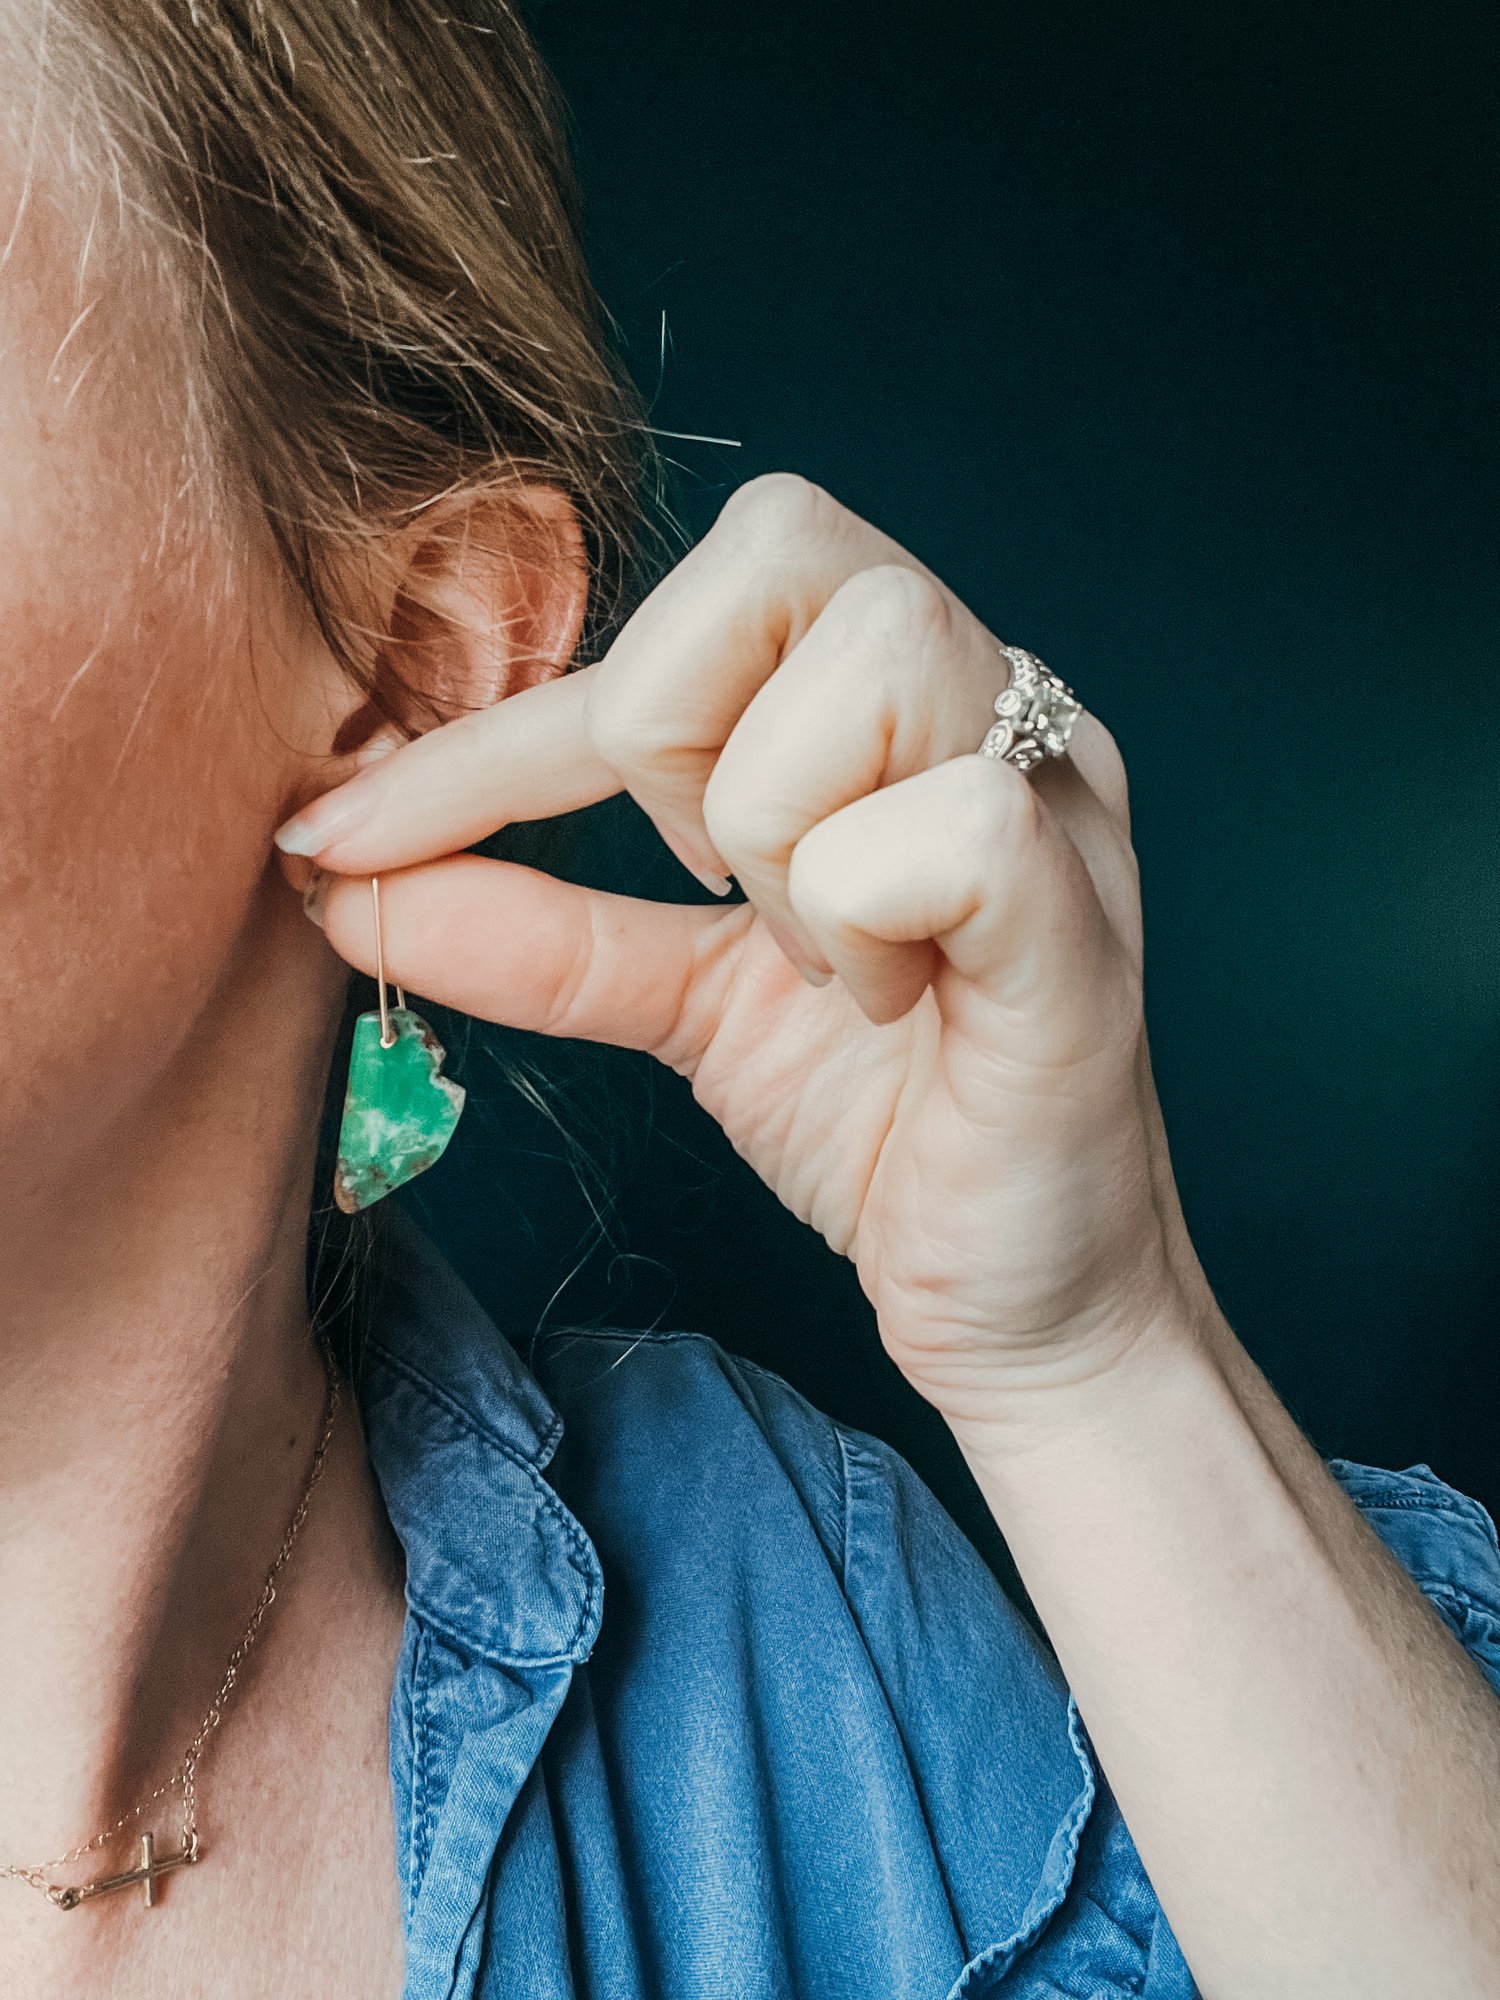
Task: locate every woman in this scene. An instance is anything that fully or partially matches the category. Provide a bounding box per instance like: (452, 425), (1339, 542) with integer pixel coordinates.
(2, 4), (1497, 1997)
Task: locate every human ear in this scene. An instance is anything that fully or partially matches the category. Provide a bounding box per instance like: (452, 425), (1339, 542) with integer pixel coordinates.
(329, 480), (590, 757)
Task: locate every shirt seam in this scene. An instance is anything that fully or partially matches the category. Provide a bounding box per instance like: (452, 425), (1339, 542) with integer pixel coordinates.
(833, 1423), (1104, 1996)
(365, 1334), (566, 1465)
(409, 1622), (436, 1914)
(1328, 1461), (1500, 1551)
(723, 1346), (853, 1578)
(832, 1422), (970, 1954)
(533, 1324), (731, 1355)
(832, 1416), (855, 1590)
(1422, 1579), (1500, 1631)
(1353, 1491), (1488, 1525)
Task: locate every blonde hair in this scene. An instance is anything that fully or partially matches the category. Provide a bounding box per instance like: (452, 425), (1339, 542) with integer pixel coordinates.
(8, 0), (657, 718)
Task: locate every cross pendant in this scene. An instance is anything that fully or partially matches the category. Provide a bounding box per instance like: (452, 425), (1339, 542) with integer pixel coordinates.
(53, 1832), (197, 1911)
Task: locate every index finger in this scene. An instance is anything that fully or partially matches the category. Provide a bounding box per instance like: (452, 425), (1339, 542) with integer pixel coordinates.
(273, 660), (619, 869)
(273, 475), (933, 874)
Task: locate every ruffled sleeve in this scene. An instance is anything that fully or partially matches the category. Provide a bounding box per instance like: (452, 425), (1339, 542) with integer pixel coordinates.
(1323, 1457), (1500, 1698)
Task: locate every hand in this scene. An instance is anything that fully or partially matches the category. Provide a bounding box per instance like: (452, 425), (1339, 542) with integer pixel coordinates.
(276, 475), (1204, 1429)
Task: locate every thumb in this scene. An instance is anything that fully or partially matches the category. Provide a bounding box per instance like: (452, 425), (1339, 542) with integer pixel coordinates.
(309, 851), (748, 1071)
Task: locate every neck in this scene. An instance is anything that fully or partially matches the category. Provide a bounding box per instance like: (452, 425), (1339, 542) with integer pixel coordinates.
(0, 873), (396, 1872)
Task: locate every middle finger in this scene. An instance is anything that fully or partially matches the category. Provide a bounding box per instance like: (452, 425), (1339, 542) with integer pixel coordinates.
(701, 560), (1013, 972)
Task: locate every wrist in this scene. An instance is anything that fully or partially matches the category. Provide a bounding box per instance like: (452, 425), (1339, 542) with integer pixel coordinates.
(942, 1285), (1231, 1485)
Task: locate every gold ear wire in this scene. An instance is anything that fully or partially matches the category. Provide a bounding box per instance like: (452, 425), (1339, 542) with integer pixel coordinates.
(334, 875), (463, 1213)
(370, 875), (407, 1049)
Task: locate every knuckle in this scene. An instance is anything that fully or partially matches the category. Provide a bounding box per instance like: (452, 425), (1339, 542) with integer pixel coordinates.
(716, 471), (841, 551)
(584, 678), (675, 773)
(785, 832), (848, 931)
(786, 811), (882, 935)
(1089, 720), (1133, 824)
(539, 909), (597, 1040)
(954, 751), (1039, 853)
(699, 765), (770, 865)
(829, 563), (951, 651)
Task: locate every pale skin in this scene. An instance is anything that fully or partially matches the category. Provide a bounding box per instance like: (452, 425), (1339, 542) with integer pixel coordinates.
(283, 473), (1500, 1999)
(1, 119), (1497, 2000)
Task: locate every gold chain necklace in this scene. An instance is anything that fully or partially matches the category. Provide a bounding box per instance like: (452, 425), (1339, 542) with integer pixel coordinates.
(0, 1336), (341, 1912)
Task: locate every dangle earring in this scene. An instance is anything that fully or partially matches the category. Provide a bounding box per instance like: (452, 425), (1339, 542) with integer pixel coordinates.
(332, 876), (467, 1214)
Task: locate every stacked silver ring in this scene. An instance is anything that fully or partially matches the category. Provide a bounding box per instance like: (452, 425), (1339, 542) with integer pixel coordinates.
(978, 645), (1082, 773)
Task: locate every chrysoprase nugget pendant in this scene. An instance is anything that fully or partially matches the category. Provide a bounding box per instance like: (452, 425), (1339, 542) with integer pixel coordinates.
(332, 878), (466, 1214)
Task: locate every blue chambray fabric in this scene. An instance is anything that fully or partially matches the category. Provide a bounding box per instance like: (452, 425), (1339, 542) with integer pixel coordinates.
(354, 1200), (1500, 2000)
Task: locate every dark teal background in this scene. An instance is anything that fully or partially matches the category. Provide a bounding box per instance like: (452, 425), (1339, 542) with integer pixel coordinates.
(390, 0), (1499, 1577)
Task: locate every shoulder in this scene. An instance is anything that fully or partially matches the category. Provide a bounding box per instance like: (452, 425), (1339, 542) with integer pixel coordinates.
(534, 1320), (1062, 1632)
(531, 1324), (850, 1569)
(535, 1325), (1500, 1695)
(529, 1326), (1202, 1998)
(527, 1328), (1500, 2000)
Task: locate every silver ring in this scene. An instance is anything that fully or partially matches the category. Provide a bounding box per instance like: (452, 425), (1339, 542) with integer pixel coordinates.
(977, 644), (1082, 773)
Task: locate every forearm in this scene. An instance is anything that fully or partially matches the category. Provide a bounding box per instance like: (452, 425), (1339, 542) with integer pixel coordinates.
(951, 1306), (1500, 2000)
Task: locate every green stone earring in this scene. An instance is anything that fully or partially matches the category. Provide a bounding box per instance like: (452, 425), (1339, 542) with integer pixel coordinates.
(332, 876), (467, 1215)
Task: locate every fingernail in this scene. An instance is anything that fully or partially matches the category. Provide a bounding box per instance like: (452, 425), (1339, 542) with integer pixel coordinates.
(274, 787), (370, 857)
(277, 726), (404, 854)
(351, 726), (405, 770)
(302, 868), (329, 930)
(763, 916), (832, 987)
(659, 825), (734, 897)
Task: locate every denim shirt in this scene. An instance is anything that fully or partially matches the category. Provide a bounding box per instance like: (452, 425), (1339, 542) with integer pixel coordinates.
(356, 1200), (1500, 2000)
